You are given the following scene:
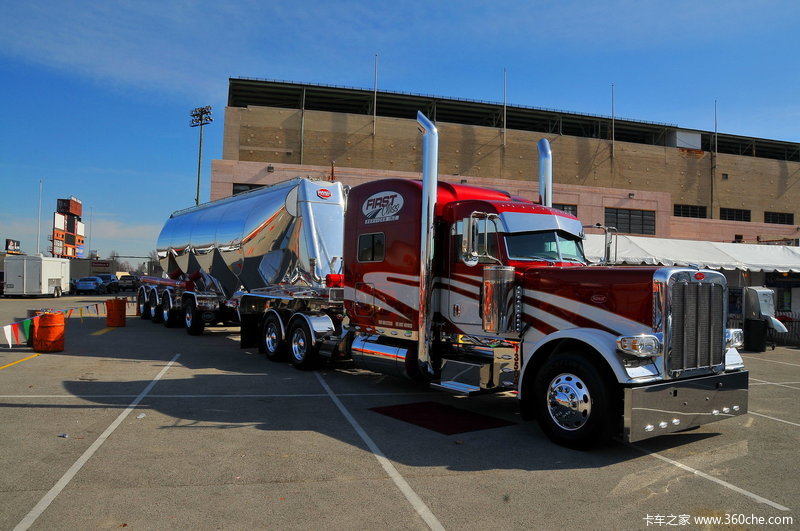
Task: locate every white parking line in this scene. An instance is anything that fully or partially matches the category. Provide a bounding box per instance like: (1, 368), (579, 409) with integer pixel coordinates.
(629, 444), (790, 512)
(749, 411), (800, 428)
(13, 354), (181, 531)
(315, 372), (445, 531)
(749, 377), (800, 391)
(741, 355), (800, 368)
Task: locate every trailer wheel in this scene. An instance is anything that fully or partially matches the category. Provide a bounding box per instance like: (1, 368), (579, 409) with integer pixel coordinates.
(150, 291), (164, 324)
(532, 352), (614, 449)
(184, 299), (204, 335)
(260, 314), (287, 361)
(138, 291), (150, 320)
(162, 297), (179, 328)
(288, 319), (319, 370)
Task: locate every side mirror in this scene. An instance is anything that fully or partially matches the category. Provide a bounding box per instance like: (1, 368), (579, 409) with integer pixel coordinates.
(461, 216), (479, 267)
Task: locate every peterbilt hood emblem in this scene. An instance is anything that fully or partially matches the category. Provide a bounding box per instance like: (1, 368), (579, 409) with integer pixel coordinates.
(317, 189), (332, 199)
(590, 294), (608, 304)
(362, 192), (404, 224)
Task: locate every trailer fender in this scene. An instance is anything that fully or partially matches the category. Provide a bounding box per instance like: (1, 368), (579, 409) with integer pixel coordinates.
(518, 328), (659, 403)
(265, 309), (287, 339)
(181, 291), (198, 306)
(288, 312), (335, 343)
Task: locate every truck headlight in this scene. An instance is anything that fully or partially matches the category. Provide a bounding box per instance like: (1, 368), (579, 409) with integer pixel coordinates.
(726, 328), (744, 349)
(617, 334), (662, 357)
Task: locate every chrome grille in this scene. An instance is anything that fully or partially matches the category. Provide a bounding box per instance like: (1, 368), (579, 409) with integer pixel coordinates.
(669, 281), (724, 373)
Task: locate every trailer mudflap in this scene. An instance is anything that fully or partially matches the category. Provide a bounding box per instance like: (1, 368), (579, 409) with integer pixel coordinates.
(624, 371), (748, 443)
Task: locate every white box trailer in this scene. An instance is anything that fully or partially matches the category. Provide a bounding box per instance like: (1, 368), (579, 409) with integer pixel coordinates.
(3, 255), (70, 297)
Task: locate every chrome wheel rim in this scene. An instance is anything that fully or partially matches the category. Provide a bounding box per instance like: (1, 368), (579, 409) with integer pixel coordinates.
(546, 373), (591, 431)
(291, 329), (306, 362)
(185, 307), (193, 328)
(162, 299), (170, 322)
(265, 322), (279, 353)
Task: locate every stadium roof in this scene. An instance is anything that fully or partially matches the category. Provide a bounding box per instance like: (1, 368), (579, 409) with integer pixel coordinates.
(229, 77), (800, 163)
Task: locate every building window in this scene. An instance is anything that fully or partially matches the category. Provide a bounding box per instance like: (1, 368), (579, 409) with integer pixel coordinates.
(719, 208), (751, 222)
(764, 211), (794, 225)
(357, 233), (385, 262)
(553, 203), (578, 217)
(604, 208), (656, 235)
(232, 183), (265, 195)
(673, 204), (707, 218)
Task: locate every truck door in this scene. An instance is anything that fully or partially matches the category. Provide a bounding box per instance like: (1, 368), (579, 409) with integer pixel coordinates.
(446, 219), (500, 331)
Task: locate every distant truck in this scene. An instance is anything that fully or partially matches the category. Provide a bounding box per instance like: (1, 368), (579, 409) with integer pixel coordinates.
(3, 255), (70, 297)
(68, 259), (112, 281)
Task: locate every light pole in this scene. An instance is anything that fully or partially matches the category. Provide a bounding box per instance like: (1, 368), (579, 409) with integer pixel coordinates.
(190, 105), (213, 206)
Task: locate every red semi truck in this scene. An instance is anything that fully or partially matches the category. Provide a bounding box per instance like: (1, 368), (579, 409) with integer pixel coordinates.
(138, 112), (747, 448)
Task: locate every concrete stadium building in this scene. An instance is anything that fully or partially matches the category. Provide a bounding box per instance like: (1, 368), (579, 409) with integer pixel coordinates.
(211, 77), (800, 245)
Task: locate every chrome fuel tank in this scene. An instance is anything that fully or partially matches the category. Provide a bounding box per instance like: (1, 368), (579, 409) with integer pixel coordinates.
(156, 178), (345, 299)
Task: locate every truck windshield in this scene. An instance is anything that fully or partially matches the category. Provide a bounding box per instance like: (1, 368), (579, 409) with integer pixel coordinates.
(505, 230), (587, 264)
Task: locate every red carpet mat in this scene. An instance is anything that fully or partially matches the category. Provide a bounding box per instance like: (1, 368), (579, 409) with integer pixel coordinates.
(369, 401), (516, 435)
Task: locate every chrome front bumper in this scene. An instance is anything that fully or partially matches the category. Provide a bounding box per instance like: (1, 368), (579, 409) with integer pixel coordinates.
(623, 371), (748, 443)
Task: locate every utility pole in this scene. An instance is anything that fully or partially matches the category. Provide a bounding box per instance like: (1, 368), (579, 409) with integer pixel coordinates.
(190, 106), (213, 206)
(373, 55), (378, 136)
(36, 179), (42, 255)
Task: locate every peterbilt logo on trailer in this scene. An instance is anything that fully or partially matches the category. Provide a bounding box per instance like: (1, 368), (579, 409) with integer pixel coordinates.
(362, 192), (404, 224)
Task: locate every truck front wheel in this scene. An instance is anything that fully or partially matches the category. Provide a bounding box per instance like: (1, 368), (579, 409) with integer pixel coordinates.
(532, 353), (614, 449)
(184, 299), (204, 335)
(260, 314), (287, 361)
(288, 319), (319, 370)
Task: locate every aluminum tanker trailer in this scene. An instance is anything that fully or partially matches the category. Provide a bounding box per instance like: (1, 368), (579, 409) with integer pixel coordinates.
(138, 176), (345, 339)
(138, 112), (748, 448)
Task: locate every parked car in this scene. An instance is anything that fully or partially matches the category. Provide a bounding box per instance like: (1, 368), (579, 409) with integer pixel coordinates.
(118, 275), (139, 292)
(75, 276), (104, 294)
(96, 274), (120, 294)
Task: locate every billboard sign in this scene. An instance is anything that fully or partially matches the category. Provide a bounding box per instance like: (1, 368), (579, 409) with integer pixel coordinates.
(5, 239), (21, 254)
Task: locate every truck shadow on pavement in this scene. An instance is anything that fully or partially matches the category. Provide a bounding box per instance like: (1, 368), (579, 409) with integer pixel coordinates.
(10, 317), (724, 473)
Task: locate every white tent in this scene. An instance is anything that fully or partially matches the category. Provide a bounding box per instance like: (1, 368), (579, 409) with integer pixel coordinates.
(584, 234), (800, 273)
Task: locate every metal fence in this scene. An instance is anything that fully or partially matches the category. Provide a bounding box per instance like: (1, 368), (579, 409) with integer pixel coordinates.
(771, 312), (800, 347)
(728, 313), (800, 348)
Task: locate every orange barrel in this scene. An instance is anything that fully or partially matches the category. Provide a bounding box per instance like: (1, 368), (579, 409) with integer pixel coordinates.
(106, 298), (127, 327)
(34, 312), (65, 352)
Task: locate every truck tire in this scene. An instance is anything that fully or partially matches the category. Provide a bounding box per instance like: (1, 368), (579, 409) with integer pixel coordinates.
(184, 299), (204, 336)
(138, 291), (150, 320)
(532, 352), (615, 450)
(162, 297), (179, 328)
(260, 314), (287, 361)
(150, 291), (164, 324)
(288, 319), (319, 370)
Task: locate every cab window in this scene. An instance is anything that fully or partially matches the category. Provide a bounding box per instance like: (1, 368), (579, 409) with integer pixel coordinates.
(358, 233), (385, 262)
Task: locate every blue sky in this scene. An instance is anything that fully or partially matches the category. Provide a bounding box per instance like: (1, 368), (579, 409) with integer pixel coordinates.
(1, 1), (798, 265)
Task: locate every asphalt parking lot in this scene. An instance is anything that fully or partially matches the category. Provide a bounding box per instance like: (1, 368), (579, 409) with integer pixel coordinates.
(0, 294), (797, 530)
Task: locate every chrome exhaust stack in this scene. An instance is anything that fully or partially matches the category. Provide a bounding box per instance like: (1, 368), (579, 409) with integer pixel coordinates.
(538, 138), (552, 207)
(416, 111), (438, 377)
